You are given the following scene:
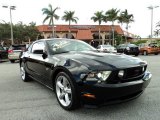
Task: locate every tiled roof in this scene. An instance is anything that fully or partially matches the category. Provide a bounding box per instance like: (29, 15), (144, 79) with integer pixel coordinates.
(37, 25), (124, 35)
(76, 29), (93, 40)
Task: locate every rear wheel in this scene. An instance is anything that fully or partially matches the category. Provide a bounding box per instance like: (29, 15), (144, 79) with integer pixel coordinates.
(135, 53), (139, 56)
(55, 72), (80, 110)
(20, 63), (30, 82)
(155, 52), (158, 55)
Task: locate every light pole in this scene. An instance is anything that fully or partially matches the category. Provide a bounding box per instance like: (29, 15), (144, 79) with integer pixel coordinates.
(148, 5), (159, 41)
(2, 5), (16, 45)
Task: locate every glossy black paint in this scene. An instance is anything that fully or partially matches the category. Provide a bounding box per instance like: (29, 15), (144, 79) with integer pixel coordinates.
(0, 45), (8, 62)
(117, 44), (140, 56)
(20, 39), (151, 105)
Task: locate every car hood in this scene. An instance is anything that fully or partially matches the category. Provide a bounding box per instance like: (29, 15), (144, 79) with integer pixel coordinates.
(53, 51), (146, 70)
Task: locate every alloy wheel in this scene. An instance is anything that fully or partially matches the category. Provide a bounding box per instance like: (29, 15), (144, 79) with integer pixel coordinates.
(56, 75), (72, 107)
(20, 66), (25, 80)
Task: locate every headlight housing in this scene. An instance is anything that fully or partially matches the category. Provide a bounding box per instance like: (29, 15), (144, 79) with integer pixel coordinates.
(126, 47), (130, 50)
(118, 70), (124, 78)
(82, 71), (111, 82)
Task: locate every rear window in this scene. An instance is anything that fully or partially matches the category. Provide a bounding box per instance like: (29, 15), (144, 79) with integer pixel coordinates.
(11, 45), (26, 50)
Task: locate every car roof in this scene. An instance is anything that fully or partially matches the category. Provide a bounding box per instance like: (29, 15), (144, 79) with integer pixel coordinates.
(34, 38), (85, 44)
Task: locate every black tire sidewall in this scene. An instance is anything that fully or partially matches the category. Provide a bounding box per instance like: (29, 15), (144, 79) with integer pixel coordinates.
(55, 72), (79, 110)
(20, 63), (29, 82)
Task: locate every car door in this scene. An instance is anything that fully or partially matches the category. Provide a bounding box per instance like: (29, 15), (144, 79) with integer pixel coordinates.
(117, 45), (124, 53)
(0, 45), (8, 60)
(25, 41), (48, 83)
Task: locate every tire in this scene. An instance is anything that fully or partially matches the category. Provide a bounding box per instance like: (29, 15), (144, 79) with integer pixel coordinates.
(135, 53), (139, 56)
(10, 60), (15, 63)
(20, 63), (30, 82)
(155, 52), (158, 55)
(55, 72), (80, 110)
(143, 51), (148, 56)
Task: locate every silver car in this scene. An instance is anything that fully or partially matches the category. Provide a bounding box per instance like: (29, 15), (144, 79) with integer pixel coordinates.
(8, 44), (27, 63)
(97, 45), (117, 53)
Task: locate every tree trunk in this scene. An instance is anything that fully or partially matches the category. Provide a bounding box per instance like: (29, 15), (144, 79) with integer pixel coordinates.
(98, 26), (102, 44)
(125, 24), (128, 43)
(52, 18), (55, 38)
(68, 21), (71, 39)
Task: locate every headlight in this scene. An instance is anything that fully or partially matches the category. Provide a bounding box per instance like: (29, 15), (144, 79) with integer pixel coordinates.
(97, 71), (111, 81)
(83, 71), (111, 82)
(126, 47), (130, 50)
(118, 70), (124, 78)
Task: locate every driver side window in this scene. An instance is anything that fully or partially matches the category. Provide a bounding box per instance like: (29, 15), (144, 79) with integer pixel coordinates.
(31, 42), (45, 54)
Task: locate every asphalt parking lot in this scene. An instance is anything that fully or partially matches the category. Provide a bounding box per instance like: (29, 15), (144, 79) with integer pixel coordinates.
(0, 55), (160, 120)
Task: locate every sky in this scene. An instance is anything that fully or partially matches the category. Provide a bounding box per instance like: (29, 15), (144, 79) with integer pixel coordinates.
(0, 0), (160, 38)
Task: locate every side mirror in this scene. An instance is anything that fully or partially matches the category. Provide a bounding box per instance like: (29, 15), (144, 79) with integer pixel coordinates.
(42, 51), (48, 59)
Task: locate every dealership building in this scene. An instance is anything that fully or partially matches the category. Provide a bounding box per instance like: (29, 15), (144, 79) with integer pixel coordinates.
(37, 25), (134, 47)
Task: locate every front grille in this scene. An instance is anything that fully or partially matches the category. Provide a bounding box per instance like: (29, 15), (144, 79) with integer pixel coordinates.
(130, 47), (139, 52)
(123, 66), (146, 79)
(106, 66), (147, 84)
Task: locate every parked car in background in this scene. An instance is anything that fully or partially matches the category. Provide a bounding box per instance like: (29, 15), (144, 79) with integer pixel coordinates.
(139, 43), (159, 55)
(0, 45), (8, 62)
(8, 44), (27, 63)
(117, 43), (139, 56)
(20, 38), (151, 110)
(97, 45), (117, 53)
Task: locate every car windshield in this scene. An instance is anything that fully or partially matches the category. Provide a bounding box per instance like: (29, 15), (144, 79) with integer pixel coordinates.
(102, 45), (113, 48)
(47, 39), (96, 54)
(127, 44), (137, 47)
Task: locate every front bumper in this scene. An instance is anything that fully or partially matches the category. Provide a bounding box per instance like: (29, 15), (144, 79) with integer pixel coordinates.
(80, 71), (151, 105)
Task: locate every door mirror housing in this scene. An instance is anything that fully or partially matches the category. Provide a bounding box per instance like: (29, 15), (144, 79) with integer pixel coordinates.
(42, 51), (48, 59)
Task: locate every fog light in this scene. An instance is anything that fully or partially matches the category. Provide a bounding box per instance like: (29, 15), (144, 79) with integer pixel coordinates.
(118, 70), (124, 78)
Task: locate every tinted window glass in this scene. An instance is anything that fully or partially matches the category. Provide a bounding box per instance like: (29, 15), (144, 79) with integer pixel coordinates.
(0, 45), (4, 50)
(46, 39), (96, 54)
(127, 44), (137, 47)
(97, 46), (101, 49)
(31, 42), (45, 54)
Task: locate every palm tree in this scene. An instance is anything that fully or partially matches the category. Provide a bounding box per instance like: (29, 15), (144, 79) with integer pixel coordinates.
(29, 22), (36, 27)
(117, 15), (124, 27)
(62, 11), (79, 35)
(120, 9), (134, 43)
(118, 15), (125, 44)
(42, 4), (59, 38)
(91, 11), (104, 44)
(105, 8), (120, 46)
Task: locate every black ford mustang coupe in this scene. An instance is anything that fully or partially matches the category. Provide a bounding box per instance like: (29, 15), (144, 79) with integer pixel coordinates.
(19, 38), (152, 110)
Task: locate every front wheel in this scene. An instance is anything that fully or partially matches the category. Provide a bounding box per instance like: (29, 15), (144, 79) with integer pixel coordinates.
(155, 52), (158, 55)
(135, 53), (139, 56)
(55, 72), (80, 110)
(20, 63), (30, 82)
